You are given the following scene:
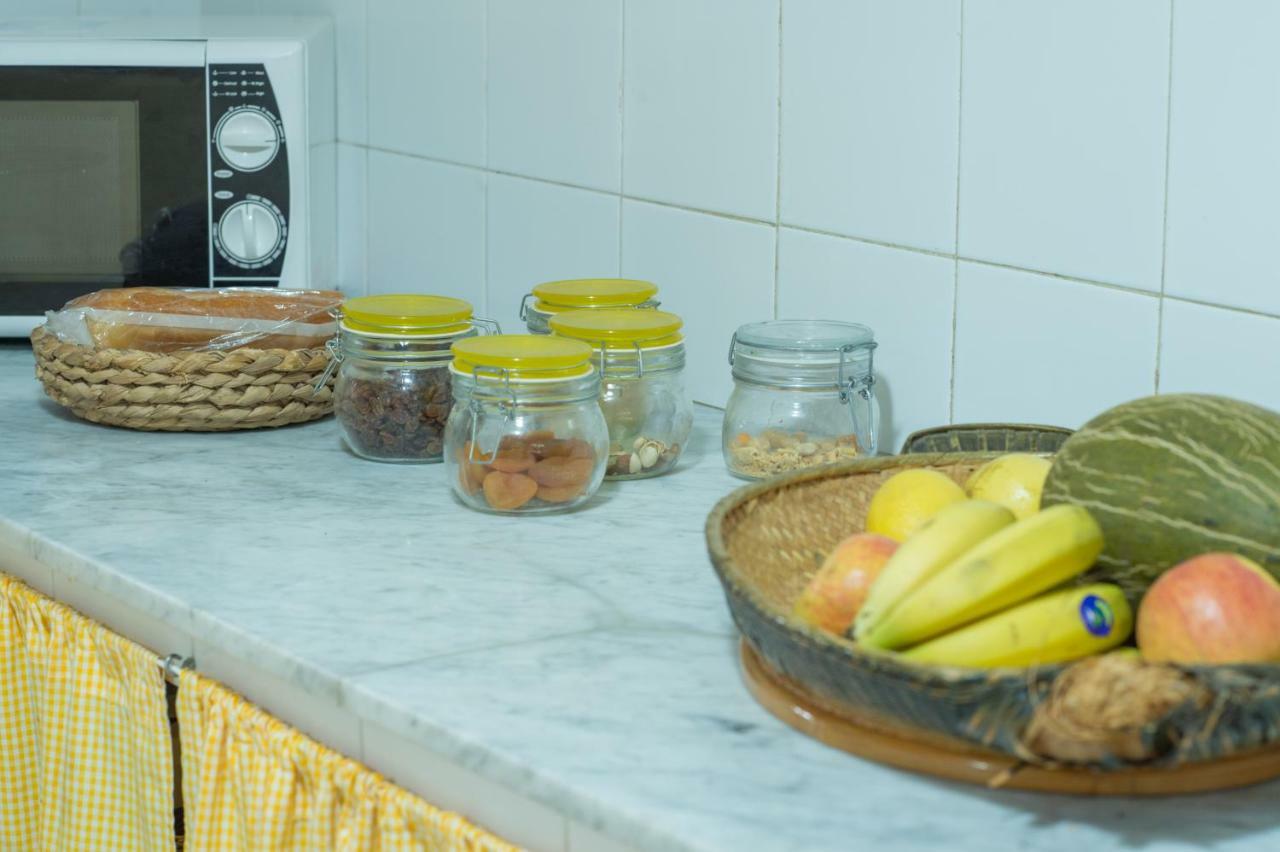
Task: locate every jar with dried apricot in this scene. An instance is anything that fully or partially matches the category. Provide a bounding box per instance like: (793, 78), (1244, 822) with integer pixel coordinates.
(444, 335), (609, 514)
(548, 308), (692, 479)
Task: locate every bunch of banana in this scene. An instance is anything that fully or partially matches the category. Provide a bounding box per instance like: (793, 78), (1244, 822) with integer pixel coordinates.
(852, 500), (1131, 667)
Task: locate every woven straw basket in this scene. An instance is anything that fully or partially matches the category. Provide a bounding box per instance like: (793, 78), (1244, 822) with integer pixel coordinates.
(706, 453), (1280, 771)
(31, 326), (335, 432)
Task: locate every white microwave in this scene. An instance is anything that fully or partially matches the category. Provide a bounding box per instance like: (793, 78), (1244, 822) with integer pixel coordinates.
(0, 17), (336, 337)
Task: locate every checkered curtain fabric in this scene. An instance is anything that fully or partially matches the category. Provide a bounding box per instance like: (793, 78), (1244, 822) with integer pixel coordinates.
(0, 574), (174, 851)
(177, 670), (520, 852)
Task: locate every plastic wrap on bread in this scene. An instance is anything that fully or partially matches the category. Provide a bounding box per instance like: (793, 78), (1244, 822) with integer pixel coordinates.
(43, 287), (342, 352)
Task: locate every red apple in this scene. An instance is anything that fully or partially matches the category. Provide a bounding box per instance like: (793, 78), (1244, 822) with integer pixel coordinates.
(1137, 553), (1280, 664)
(793, 533), (899, 635)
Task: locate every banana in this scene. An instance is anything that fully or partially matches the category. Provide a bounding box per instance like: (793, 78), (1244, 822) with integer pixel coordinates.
(853, 499), (1015, 641)
(900, 583), (1132, 668)
(860, 504), (1104, 651)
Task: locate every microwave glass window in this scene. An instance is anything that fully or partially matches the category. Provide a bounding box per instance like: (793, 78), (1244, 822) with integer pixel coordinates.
(0, 100), (141, 282)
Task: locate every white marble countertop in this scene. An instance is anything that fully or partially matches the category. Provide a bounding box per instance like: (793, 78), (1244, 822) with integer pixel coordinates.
(2, 343), (1278, 852)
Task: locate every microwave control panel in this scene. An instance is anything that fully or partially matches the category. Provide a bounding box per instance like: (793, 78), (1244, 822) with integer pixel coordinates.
(208, 63), (289, 281)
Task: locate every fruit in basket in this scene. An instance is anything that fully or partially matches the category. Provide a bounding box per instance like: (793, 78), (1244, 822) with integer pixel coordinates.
(861, 505), (1104, 650)
(853, 500), (1015, 640)
(901, 584), (1132, 668)
(1041, 394), (1280, 600)
(964, 453), (1052, 520)
(1136, 553), (1280, 664)
(864, 469), (966, 542)
(793, 534), (898, 634)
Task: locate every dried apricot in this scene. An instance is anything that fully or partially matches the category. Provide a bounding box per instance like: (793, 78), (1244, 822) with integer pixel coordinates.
(482, 471), (538, 510)
(490, 443), (535, 473)
(457, 441), (492, 493)
(537, 482), (584, 503)
(528, 456), (594, 488)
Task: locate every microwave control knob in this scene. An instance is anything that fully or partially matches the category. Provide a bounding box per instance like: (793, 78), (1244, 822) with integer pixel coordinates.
(218, 200), (282, 265)
(215, 108), (280, 172)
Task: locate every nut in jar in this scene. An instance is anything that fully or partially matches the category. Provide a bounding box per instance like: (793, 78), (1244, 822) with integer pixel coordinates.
(445, 335), (609, 514)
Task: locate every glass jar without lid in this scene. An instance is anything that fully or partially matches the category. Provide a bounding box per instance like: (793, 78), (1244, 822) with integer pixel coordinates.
(332, 294), (497, 463)
(521, 278), (659, 334)
(722, 320), (879, 479)
(549, 308), (693, 479)
(444, 335), (609, 514)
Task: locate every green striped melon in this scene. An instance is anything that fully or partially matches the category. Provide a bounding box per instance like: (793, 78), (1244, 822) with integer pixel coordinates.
(1041, 394), (1280, 600)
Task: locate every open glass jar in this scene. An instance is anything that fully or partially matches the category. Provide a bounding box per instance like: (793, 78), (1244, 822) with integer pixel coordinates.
(332, 294), (496, 463)
(444, 335), (609, 514)
(549, 308), (693, 479)
(521, 278), (659, 334)
(722, 320), (879, 479)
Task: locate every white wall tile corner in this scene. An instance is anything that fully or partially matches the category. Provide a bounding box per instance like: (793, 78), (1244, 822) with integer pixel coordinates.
(952, 262), (1159, 427)
(487, 0), (622, 192)
(776, 228), (954, 452)
(958, 0), (1171, 291)
(336, 142), (368, 295)
(621, 200), (775, 406)
(485, 175), (621, 334)
(622, 0), (779, 220)
(1164, 0), (1280, 316)
(780, 0), (961, 253)
(366, 150), (485, 306)
(1159, 299), (1280, 410)
(368, 0), (485, 165)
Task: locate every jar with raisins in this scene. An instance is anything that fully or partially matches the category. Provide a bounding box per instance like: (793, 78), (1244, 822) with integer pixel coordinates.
(333, 294), (496, 463)
(444, 335), (609, 514)
(548, 308), (692, 479)
(520, 278), (660, 334)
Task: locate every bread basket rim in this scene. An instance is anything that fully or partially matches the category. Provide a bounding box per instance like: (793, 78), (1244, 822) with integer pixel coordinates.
(29, 323), (333, 359)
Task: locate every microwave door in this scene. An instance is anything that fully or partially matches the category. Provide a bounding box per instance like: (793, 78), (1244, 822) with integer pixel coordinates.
(0, 41), (208, 336)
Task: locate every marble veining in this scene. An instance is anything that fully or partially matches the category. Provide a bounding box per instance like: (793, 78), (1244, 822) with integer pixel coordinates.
(3, 345), (1278, 852)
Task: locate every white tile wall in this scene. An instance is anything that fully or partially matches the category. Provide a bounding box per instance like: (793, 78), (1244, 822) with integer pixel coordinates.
(366, 150), (485, 305)
(621, 200), (775, 406)
(622, 0), (779, 220)
(958, 0), (1171, 291)
(487, 0), (622, 192)
(777, 228), (954, 451)
(21, 0), (1280, 428)
(1159, 299), (1280, 410)
(486, 175), (620, 334)
(953, 262), (1159, 427)
(1164, 0), (1280, 316)
(780, 0), (961, 253)
(368, 0), (485, 165)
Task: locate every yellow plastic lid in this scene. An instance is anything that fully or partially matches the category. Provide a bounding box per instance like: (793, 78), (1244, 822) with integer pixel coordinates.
(530, 278), (658, 313)
(549, 309), (684, 350)
(451, 334), (595, 380)
(342, 294), (473, 335)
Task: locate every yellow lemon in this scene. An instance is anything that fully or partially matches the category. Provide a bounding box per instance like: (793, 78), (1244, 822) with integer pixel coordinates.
(864, 469), (966, 542)
(964, 453), (1052, 520)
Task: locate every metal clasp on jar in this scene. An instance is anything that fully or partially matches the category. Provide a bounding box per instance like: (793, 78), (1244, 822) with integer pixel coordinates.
(465, 364), (518, 462)
(595, 339), (646, 379)
(312, 337), (343, 394)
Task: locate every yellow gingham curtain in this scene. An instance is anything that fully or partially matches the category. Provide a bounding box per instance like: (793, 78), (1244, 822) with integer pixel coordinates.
(0, 574), (174, 851)
(177, 670), (521, 852)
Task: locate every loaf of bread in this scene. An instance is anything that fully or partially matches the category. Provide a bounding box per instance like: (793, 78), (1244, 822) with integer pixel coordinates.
(49, 287), (342, 352)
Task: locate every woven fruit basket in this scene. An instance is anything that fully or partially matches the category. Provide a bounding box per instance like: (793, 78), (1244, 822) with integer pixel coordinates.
(706, 454), (1280, 791)
(31, 326), (335, 431)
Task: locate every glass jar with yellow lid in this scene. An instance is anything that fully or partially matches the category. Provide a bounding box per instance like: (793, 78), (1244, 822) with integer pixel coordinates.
(548, 308), (692, 479)
(444, 335), (609, 514)
(520, 278), (659, 334)
(332, 294), (498, 463)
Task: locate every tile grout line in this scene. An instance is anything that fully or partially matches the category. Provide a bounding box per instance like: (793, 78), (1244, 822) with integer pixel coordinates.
(617, 0), (627, 277)
(771, 0), (784, 320)
(948, 1), (966, 424)
(481, 0), (491, 316)
(361, 0), (372, 296)
(1154, 0), (1177, 395)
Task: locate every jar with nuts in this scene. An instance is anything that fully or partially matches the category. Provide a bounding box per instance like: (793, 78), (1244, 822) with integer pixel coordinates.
(520, 278), (660, 334)
(548, 308), (693, 480)
(445, 335), (609, 514)
(722, 320), (879, 479)
(333, 294), (497, 463)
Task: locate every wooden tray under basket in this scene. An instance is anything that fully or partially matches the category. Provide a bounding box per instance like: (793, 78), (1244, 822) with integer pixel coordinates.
(706, 453), (1280, 790)
(31, 325), (334, 432)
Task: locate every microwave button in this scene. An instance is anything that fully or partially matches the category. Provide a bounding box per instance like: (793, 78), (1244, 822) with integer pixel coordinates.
(215, 107), (280, 172)
(214, 190), (234, 200)
(213, 169), (233, 179)
(218, 200), (283, 266)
